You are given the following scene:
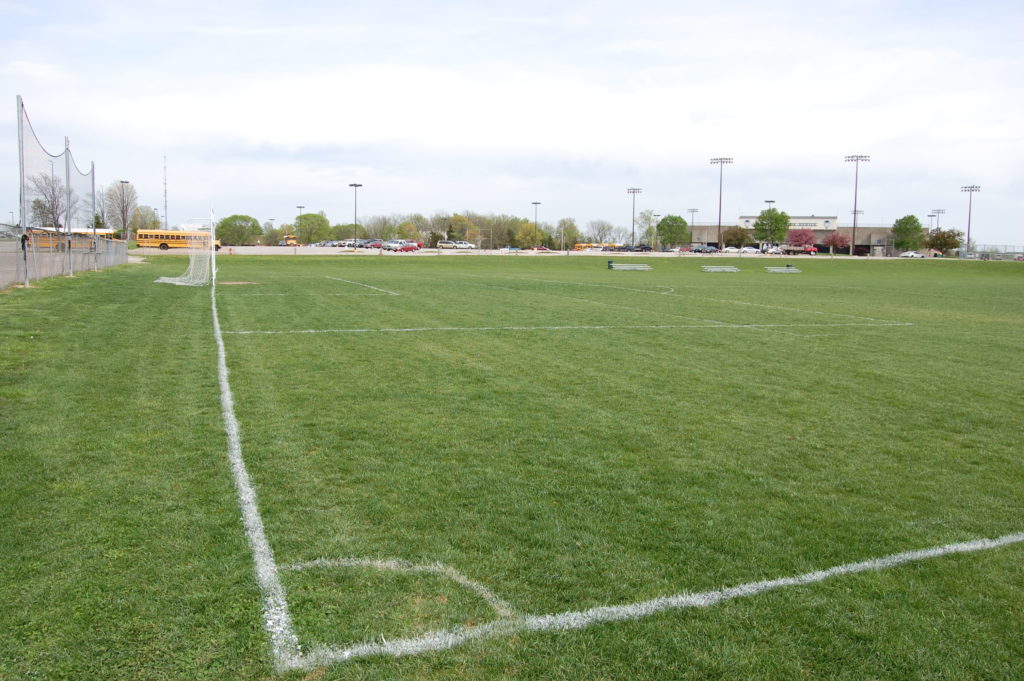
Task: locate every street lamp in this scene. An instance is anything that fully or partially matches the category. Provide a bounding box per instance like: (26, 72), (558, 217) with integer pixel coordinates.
(845, 155), (870, 256)
(532, 202), (541, 246)
(764, 199), (775, 246)
(296, 205), (304, 241)
(627, 188), (642, 247)
(710, 158), (733, 249)
(349, 183), (362, 241)
(961, 185), (980, 254)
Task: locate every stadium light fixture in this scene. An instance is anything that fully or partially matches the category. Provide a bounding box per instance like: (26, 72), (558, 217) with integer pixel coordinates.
(627, 188), (642, 246)
(927, 213), (936, 232)
(349, 184), (363, 240)
(845, 155), (870, 256)
(961, 185), (980, 253)
(710, 158), (732, 249)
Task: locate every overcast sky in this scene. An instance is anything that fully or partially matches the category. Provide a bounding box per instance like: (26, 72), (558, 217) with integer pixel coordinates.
(3, 0), (1022, 246)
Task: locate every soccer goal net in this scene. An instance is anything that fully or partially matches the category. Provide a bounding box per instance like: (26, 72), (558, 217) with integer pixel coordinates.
(155, 244), (213, 286)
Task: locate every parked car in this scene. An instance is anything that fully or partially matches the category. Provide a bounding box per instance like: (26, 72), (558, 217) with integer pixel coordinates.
(529, 245), (551, 251)
(765, 246), (785, 255)
(437, 240), (456, 249)
(740, 246), (760, 254)
(899, 251), (926, 258)
(397, 240), (420, 252)
(454, 241), (476, 249)
(692, 245), (718, 253)
(722, 246), (740, 253)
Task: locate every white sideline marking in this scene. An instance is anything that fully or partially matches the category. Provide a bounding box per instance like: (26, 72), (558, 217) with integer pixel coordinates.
(293, 531), (1024, 669)
(325, 276), (399, 295)
(211, 286), (303, 671)
(284, 557), (516, 619)
(224, 321), (911, 336)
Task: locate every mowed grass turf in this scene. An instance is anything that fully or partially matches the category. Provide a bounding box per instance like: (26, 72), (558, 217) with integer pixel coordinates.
(2, 254), (1022, 680)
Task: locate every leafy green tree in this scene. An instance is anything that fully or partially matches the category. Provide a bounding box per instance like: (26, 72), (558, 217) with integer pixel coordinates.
(722, 226), (752, 248)
(448, 214), (477, 240)
(753, 207), (789, 244)
(891, 215), (925, 251)
(656, 215), (690, 246)
(557, 217), (582, 250)
(925, 228), (963, 255)
(217, 214), (262, 245)
(130, 206), (160, 233)
(295, 212), (330, 244)
(514, 219), (543, 248)
(396, 221), (420, 242)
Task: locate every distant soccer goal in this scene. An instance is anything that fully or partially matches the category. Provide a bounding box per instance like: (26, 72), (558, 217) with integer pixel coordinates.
(155, 220), (216, 286)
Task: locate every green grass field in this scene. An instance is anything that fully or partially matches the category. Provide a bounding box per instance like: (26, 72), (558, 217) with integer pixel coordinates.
(2, 254), (1022, 680)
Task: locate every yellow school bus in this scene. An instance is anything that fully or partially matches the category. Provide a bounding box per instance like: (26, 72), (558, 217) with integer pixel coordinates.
(27, 228), (121, 250)
(136, 229), (221, 250)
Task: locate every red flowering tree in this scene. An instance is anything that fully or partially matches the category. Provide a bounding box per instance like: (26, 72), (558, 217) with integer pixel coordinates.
(786, 229), (816, 246)
(822, 231), (851, 255)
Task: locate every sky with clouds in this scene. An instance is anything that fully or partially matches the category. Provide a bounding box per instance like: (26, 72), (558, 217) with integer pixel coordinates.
(3, 0), (1022, 246)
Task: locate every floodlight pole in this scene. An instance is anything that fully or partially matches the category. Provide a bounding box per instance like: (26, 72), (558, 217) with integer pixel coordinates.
(349, 183), (362, 241)
(961, 185), (980, 255)
(627, 188), (642, 247)
(296, 205), (304, 244)
(532, 202), (541, 246)
(710, 158), (732, 249)
(845, 155), (870, 256)
(652, 214), (660, 250)
(932, 208), (945, 232)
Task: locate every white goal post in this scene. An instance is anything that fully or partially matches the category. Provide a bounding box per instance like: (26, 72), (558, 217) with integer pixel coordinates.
(154, 217), (216, 286)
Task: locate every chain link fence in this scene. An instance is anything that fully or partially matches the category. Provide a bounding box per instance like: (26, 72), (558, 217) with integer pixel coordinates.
(1, 231), (128, 289)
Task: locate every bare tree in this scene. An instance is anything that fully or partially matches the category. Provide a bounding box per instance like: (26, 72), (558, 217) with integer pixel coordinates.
(586, 219), (616, 243)
(27, 173), (78, 230)
(105, 181), (138, 240)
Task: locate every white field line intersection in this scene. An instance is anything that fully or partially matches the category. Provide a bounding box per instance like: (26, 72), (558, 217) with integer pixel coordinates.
(210, 284), (1004, 675)
(296, 532), (1024, 670)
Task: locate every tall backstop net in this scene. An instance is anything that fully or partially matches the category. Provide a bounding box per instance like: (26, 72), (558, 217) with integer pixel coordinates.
(8, 95), (126, 288)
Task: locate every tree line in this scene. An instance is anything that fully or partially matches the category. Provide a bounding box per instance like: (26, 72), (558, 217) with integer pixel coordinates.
(21, 176), (965, 254)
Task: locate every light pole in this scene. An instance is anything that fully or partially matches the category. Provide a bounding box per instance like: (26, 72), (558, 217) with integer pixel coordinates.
(652, 214), (661, 249)
(845, 155), (869, 256)
(710, 158), (732, 249)
(764, 199), (775, 246)
(296, 205), (304, 242)
(627, 188), (642, 247)
(349, 183), (362, 241)
(532, 202), (541, 247)
(962, 185), (980, 254)
(687, 208), (698, 241)
(932, 208), (945, 233)
(927, 213), (936, 233)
